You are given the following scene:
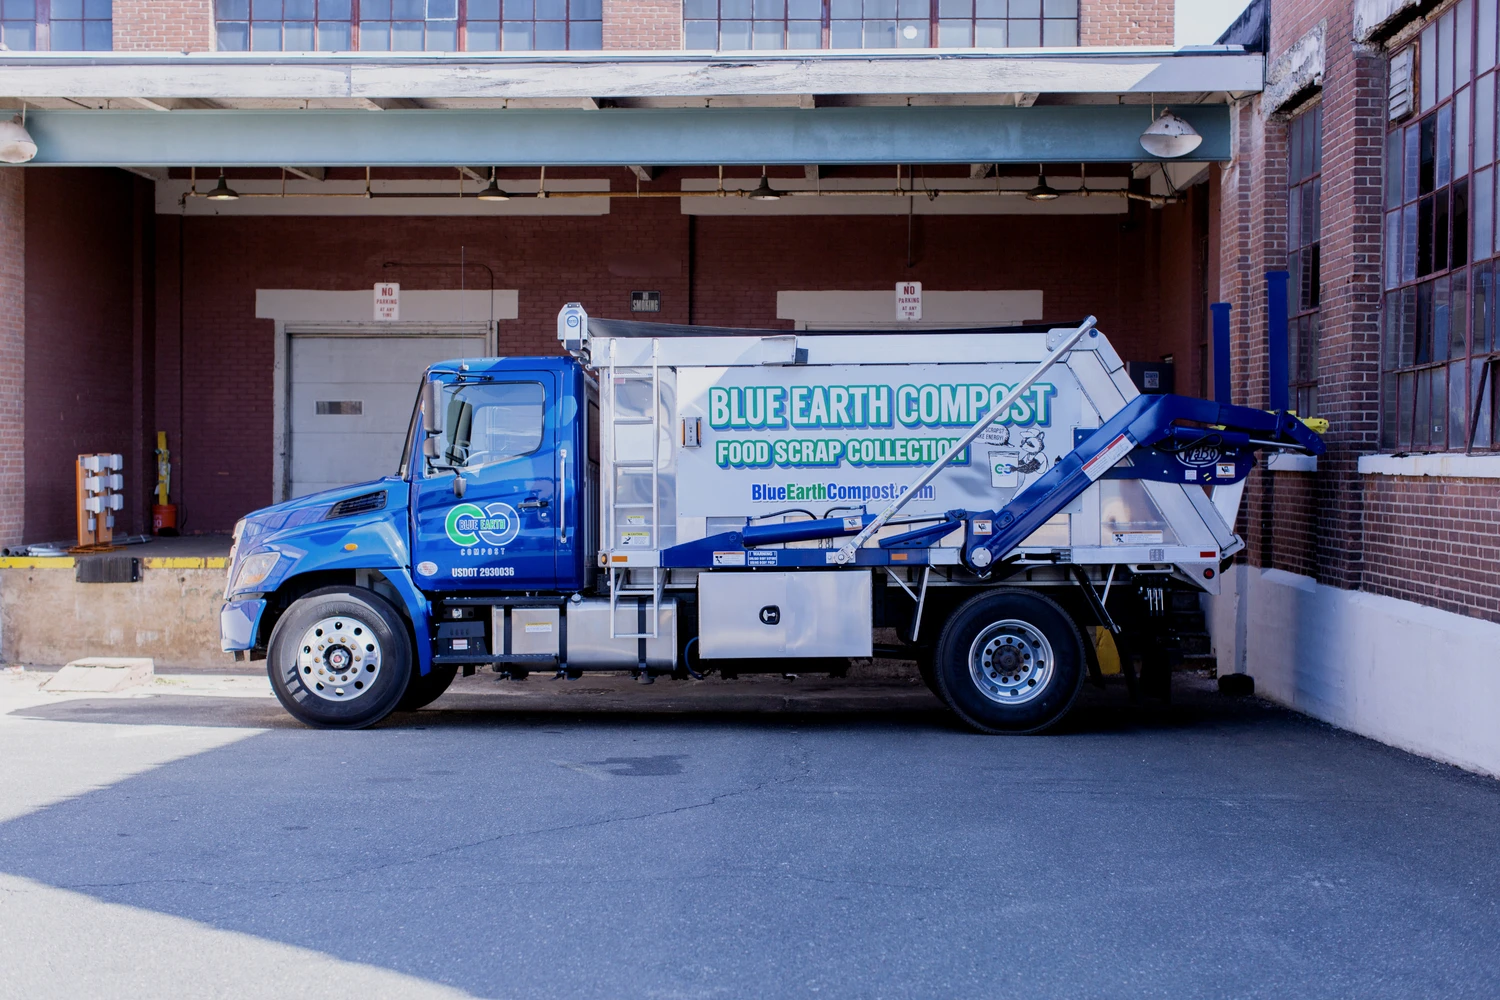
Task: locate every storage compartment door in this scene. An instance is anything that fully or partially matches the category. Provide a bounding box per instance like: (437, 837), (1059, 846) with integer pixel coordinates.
(698, 571), (871, 659)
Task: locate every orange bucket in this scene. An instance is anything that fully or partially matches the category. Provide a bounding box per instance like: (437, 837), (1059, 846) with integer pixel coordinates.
(152, 503), (178, 534)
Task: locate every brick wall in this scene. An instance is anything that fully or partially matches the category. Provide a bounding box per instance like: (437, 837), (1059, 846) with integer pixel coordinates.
(1362, 475), (1500, 620)
(1217, 0), (1500, 627)
(604, 0), (681, 50)
(24, 170), (142, 544)
(112, 0), (215, 52)
(0, 169), (22, 549)
(151, 173), (1197, 531)
(1080, 0), (1174, 46)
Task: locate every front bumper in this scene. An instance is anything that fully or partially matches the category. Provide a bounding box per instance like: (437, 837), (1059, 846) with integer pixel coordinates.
(220, 598), (268, 652)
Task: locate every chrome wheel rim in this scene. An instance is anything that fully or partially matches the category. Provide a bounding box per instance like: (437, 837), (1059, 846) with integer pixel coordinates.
(968, 619), (1054, 706)
(296, 615), (382, 702)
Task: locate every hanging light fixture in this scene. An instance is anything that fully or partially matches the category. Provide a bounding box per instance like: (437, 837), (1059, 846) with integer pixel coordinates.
(477, 167), (509, 201)
(0, 113), (37, 164)
(1139, 109), (1203, 158)
(748, 166), (781, 201)
(1025, 164), (1060, 202)
(206, 169), (239, 201)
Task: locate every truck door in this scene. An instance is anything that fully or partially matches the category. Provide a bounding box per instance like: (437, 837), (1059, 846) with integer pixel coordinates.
(410, 373), (559, 591)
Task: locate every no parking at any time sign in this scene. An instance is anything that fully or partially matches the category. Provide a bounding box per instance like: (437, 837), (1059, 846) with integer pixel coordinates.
(896, 281), (922, 322)
(374, 282), (400, 321)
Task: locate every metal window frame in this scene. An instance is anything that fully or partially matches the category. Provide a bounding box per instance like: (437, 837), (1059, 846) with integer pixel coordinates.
(1287, 101), (1322, 417)
(684, 0), (1079, 51)
(1381, 0), (1500, 453)
(0, 0), (115, 52)
(214, 0), (603, 52)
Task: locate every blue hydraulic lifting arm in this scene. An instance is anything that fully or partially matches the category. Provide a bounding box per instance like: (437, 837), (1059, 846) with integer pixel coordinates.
(951, 392), (1323, 570)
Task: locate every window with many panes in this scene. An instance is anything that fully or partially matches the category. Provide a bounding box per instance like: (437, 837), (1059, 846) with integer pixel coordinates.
(1288, 103), (1322, 417)
(216, 0), (353, 51)
(213, 0), (601, 50)
(682, 0), (1078, 51)
(1382, 0), (1500, 452)
(0, 0), (113, 50)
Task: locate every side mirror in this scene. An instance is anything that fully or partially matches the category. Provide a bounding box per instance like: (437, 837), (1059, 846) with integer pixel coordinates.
(421, 379), (444, 436)
(420, 380), (444, 460)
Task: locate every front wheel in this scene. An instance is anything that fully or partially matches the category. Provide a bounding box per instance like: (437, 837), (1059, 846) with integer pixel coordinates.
(267, 586), (412, 729)
(931, 589), (1085, 734)
(397, 663), (458, 712)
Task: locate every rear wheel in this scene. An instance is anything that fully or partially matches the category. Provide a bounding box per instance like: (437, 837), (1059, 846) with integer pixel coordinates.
(915, 647), (941, 697)
(932, 589), (1085, 734)
(267, 586), (412, 729)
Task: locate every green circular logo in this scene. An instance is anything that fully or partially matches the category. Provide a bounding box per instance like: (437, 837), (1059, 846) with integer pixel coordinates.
(445, 503), (486, 546)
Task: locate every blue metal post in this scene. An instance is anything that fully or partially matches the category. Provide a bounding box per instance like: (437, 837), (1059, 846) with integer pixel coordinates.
(1266, 270), (1289, 412)
(1210, 302), (1232, 405)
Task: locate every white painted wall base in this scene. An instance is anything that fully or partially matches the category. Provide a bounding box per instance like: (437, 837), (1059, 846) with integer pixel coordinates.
(1208, 564), (1500, 778)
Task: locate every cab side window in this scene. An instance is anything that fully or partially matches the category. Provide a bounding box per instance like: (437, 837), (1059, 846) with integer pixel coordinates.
(431, 381), (546, 474)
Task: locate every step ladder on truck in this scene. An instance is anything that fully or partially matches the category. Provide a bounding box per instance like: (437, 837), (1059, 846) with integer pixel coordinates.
(219, 305), (1325, 733)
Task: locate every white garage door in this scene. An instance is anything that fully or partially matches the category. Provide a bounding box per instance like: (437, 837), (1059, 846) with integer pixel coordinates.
(288, 331), (486, 498)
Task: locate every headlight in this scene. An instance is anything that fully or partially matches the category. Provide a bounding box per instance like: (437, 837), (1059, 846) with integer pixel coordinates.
(231, 552), (281, 594)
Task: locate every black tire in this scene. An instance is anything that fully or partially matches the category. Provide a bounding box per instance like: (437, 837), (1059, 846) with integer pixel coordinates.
(267, 586), (412, 729)
(397, 663), (459, 711)
(931, 588), (1086, 734)
(915, 647), (941, 697)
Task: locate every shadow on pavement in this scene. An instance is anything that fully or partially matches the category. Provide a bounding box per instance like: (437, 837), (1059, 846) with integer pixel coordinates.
(3, 673), (1500, 999)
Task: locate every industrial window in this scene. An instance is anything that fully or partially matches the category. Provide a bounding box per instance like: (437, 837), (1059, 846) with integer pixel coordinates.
(0, 0), (113, 50)
(682, 0), (1078, 51)
(1287, 103), (1322, 418)
(215, 0), (353, 51)
(213, 0), (601, 51)
(357, 0), (461, 50)
(1382, 0), (1500, 452)
(464, 0), (603, 52)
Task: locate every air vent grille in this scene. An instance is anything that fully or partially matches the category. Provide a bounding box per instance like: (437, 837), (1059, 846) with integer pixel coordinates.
(325, 491), (387, 520)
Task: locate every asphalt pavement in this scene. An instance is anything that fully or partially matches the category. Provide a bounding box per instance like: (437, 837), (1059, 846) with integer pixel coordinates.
(2, 669), (1498, 999)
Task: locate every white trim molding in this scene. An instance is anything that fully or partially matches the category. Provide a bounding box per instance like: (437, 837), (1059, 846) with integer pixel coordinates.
(777, 289), (1043, 329)
(162, 178), (612, 217)
(681, 176), (1128, 216)
(256, 288), (520, 502)
(256, 288), (518, 326)
(1266, 453), (1318, 473)
(1358, 453), (1500, 478)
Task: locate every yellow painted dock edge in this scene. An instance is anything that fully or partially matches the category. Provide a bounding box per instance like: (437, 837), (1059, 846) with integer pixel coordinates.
(0, 556), (227, 570)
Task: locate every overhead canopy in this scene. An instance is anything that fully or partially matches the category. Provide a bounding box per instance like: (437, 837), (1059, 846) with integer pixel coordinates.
(0, 47), (1260, 168)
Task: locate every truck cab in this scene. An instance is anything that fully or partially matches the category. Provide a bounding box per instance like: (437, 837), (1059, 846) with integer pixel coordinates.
(222, 310), (1323, 733)
(221, 354), (597, 726)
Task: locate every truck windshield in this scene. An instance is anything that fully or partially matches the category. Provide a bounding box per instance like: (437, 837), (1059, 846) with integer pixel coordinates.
(424, 381), (546, 477)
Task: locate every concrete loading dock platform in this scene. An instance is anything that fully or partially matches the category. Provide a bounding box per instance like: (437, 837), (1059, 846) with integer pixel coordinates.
(0, 537), (230, 669)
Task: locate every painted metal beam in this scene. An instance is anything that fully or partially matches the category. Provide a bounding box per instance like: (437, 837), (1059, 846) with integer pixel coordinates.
(18, 104), (1229, 167)
(0, 49), (1264, 102)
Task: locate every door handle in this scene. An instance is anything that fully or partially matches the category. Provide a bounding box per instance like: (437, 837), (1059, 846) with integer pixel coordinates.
(519, 499), (549, 510)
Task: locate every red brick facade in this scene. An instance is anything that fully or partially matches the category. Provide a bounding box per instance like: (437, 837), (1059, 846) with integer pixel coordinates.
(1080, 0), (1175, 46)
(128, 179), (1199, 533)
(0, 169), (23, 549)
(23, 170), (145, 544)
(112, 0), (215, 52)
(1217, 0), (1500, 626)
(603, 0), (682, 50)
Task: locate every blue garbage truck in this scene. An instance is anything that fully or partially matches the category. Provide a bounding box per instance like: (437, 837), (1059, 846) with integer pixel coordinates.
(220, 307), (1323, 732)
